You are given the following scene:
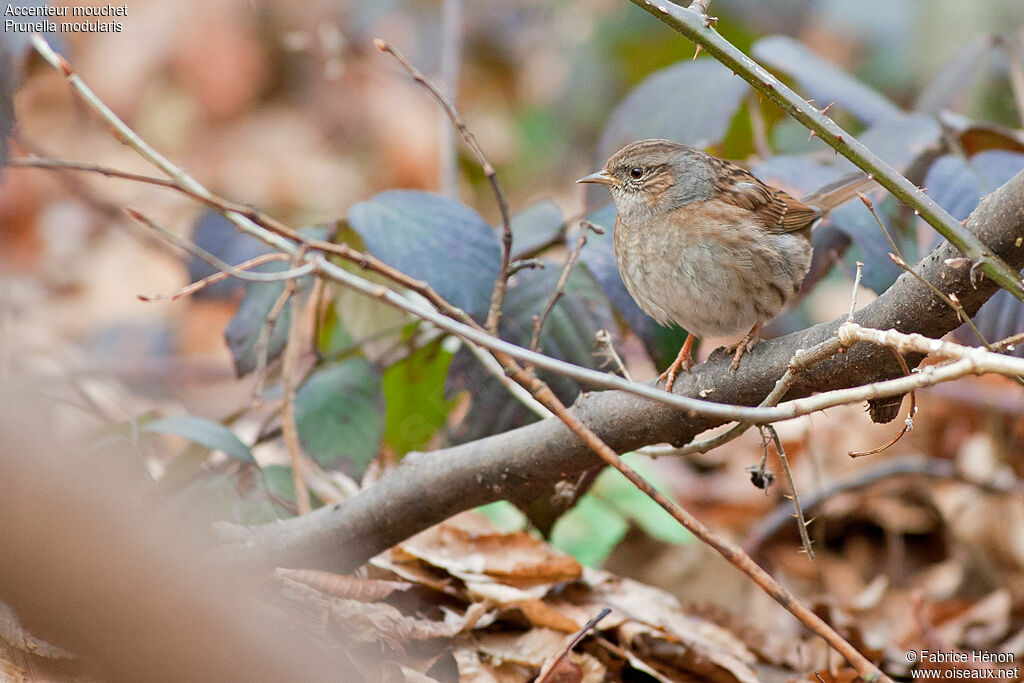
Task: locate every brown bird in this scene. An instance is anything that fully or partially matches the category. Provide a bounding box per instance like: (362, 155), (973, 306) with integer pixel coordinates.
(578, 139), (869, 391)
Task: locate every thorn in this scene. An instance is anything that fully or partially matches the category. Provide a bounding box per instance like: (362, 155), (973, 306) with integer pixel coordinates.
(693, 44), (703, 59)
(705, 15), (718, 27)
(821, 102), (834, 116)
(807, 130), (817, 142)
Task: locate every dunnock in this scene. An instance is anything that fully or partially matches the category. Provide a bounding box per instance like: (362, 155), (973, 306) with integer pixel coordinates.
(578, 138), (869, 391)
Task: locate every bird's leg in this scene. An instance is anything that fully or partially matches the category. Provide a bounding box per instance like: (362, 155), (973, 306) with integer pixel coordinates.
(658, 333), (696, 392)
(726, 323), (761, 371)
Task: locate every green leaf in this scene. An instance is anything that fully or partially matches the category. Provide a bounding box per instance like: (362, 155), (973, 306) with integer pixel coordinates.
(550, 455), (692, 567)
(347, 191), (501, 321)
(295, 358), (384, 472)
(590, 455), (691, 546)
(223, 269), (291, 378)
(382, 339), (454, 456)
(476, 501), (529, 532)
(316, 301), (355, 357)
(550, 494), (629, 568)
(262, 464), (297, 502)
(446, 262), (614, 443)
(142, 416), (255, 463)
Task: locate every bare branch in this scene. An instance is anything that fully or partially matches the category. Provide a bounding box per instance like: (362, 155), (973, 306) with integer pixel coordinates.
(373, 38), (514, 335)
(280, 257), (312, 515)
(530, 229), (588, 353)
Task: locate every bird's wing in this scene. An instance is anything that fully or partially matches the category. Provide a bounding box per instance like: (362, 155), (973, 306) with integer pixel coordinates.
(710, 158), (821, 235)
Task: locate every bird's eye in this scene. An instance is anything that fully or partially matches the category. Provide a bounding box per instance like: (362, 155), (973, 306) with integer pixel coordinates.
(629, 167), (644, 179)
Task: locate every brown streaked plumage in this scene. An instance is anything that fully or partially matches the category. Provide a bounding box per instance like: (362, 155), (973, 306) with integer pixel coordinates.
(577, 138), (869, 390)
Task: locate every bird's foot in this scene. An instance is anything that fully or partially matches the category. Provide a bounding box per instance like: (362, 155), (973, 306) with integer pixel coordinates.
(659, 334), (696, 392)
(725, 325), (761, 371)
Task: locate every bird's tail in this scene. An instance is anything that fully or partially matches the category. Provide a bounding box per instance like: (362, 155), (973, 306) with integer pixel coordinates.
(801, 173), (878, 213)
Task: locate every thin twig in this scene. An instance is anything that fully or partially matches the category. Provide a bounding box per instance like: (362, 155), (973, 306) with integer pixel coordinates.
(763, 425), (814, 559)
(837, 322), (1024, 376)
(746, 455), (1024, 555)
(594, 329), (632, 381)
(373, 39), (514, 335)
(848, 261), (864, 321)
(251, 276), (298, 410)
(747, 91), (771, 159)
(656, 336), (843, 457)
(438, 0), (462, 197)
(138, 253), (292, 302)
(536, 608), (611, 683)
(463, 336), (552, 419)
(530, 229), (589, 353)
(124, 209), (315, 285)
(849, 349), (916, 458)
(280, 253), (312, 515)
(622, 5), (1024, 305)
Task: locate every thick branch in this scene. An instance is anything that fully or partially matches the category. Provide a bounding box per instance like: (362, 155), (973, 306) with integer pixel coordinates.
(222, 169), (1024, 573)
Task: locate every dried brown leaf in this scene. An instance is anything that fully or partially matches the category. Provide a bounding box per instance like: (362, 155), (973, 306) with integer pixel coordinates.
(276, 567), (412, 601)
(397, 512), (582, 588)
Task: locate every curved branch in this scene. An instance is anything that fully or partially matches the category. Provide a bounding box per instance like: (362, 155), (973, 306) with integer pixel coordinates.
(221, 169), (1024, 574)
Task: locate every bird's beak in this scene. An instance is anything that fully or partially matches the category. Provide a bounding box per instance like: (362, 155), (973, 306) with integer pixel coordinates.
(576, 169), (617, 186)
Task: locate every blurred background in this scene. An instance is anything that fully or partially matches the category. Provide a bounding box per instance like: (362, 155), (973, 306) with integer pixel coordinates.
(3, 0), (1024, 679)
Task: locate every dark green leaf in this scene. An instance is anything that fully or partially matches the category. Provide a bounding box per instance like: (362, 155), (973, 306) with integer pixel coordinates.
(382, 339), (454, 456)
(446, 263), (614, 442)
(223, 266), (292, 378)
(143, 416), (255, 463)
(752, 35), (902, 125)
(348, 190), (501, 321)
(295, 358), (384, 472)
(510, 200), (565, 258)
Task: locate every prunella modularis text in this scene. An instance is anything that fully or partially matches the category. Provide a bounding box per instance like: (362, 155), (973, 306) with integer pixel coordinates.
(578, 138), (869, 391)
